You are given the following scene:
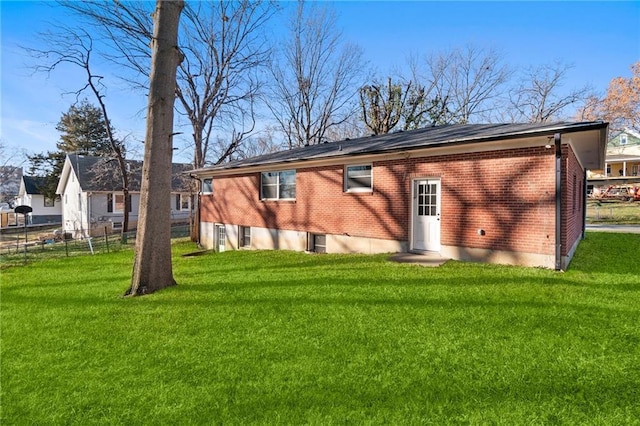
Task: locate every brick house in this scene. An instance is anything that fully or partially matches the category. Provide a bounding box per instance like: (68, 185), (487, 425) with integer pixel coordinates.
(191, 122), (608, 270)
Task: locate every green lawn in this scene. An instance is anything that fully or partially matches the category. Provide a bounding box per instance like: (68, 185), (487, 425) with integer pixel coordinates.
(1, 233), (639, 424)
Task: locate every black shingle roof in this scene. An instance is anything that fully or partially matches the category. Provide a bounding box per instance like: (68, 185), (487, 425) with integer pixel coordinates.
(22, 175), (47, 194)
(192, 122), (607, 173)
(67, 154), (192, 192)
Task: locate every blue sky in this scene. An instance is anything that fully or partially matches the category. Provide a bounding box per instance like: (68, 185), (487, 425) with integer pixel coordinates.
(1, 1), (639, 164)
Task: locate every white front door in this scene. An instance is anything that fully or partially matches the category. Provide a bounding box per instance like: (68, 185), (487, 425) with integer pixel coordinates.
(216, 225), (226, 252)
(412, 179), (441, 251)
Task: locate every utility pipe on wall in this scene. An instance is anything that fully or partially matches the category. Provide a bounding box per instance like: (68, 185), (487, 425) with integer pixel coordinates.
(555, 132), (562, 271)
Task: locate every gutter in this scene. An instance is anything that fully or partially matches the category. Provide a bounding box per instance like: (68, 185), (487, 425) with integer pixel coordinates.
(554, 132), (562, 271)
(190, 122), (609, 176)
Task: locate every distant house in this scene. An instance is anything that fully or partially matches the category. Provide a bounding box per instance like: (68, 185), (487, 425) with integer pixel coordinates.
(14, 175), (62, 225)
(587, 128), (640, 191)
(56, 154), (193, 238)
(0, 165), (23, 205)
(191, 122), (608, 270)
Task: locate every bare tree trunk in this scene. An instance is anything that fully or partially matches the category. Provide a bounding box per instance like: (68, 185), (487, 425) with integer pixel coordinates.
(127, 0), (184, 296)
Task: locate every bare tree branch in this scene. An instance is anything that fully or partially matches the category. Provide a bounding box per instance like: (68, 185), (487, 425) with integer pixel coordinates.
(507, 62), (592, 123)
(267, 1), (366, 148)
(24, 26), (133, 234)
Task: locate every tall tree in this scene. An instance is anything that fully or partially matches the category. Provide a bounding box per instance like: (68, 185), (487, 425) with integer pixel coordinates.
(127, 0), (184, 296)
(59, 0), (275, 168)
(58, 0), (275, 242)
(28, 27), (135, 234)
(412, 45), (511, 124)
(267, 0), (365, 148)
(576, 61), (640, 133)
(27, 101), (115, 200)
(359, 77), (405, 135)
(505, 62), (592, 123)
(359, 77), (449, 135)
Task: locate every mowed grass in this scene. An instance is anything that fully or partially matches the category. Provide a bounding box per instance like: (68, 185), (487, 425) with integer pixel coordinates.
(1, 233), (639, 424)
(586, 199), (640, 224)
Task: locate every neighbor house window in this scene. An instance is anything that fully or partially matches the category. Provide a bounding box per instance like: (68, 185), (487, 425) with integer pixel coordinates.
(202, 178), (213, 194)
(108, 193), (131, 213)
(606, 165), (611, 176)
(261, 170), (296, 200)
(620, 134), (628, 145)
(632, 165), (638, 176)
(175, 194), (190, 211)
(44, 197), (55, 207)
(115, 194), (125, 212)
(345, 164), (372, 192)
(239, 226), (251, 248)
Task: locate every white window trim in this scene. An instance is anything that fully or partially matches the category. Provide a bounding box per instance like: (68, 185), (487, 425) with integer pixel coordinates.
(179, 194), (190, 211)
(260, 170), (296, 200)
(239, 226), (251, 248)
(344, 164), (373, 192)
(113, 193), (125, 213)
(202, 178), (213, 194)
(620, 134), (628, 145)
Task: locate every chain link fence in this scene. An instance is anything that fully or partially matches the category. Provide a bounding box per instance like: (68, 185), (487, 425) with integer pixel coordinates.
(1, 224), (191, 267)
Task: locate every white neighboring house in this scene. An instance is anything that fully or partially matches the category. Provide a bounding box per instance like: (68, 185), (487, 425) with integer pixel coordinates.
(14, 175), (62, 225)
(56, 154), (193, 238)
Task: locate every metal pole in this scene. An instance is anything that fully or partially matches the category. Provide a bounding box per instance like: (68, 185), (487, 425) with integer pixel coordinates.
(23, 214), (28, 262)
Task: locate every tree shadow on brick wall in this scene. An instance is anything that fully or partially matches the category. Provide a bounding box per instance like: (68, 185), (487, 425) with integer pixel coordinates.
(440, 150), (556, 265)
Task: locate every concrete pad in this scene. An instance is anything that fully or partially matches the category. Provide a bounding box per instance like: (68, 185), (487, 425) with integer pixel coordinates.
(389, 252), (449, 267)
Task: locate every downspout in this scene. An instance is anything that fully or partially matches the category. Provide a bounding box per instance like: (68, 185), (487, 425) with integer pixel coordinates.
(582, 170), (587, 239)
(87, 192), (92, 237)
(188, 174), (201, 246)
(554, 133), (562, 271)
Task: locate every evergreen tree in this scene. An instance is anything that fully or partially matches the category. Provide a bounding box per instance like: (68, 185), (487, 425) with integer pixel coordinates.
(27, 100), (118, 199)
(55, 100), (114, 154)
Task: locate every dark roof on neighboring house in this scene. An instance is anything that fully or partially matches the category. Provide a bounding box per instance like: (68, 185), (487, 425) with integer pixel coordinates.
(191, 122), (608, 174)
(67, 154), (193, 192)
(23, 175), (47, 194)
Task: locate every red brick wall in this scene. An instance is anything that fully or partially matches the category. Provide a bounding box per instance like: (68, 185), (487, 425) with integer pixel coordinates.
(201, 147), (558, 256)
(562, 145), (586, 255)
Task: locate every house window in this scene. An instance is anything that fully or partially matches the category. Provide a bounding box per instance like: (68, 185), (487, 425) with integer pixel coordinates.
(202, 178), (213, 194)
(620, 134), (628, 145)
(176, 194), (190, 211)
(108, 193), (131, 213)
(44, 197), (55, 207)
(261, 170), (296, 200)
(632, 165), (638, 176)
(112, 221), (123, 230)
(345, 165), (372, 192)
(239, 226), (251, 248)
(606, 165), (611, 176)
(114, 194), (125, 212)
(573, 174), (577, 213)
(309, 234), (326, 253)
